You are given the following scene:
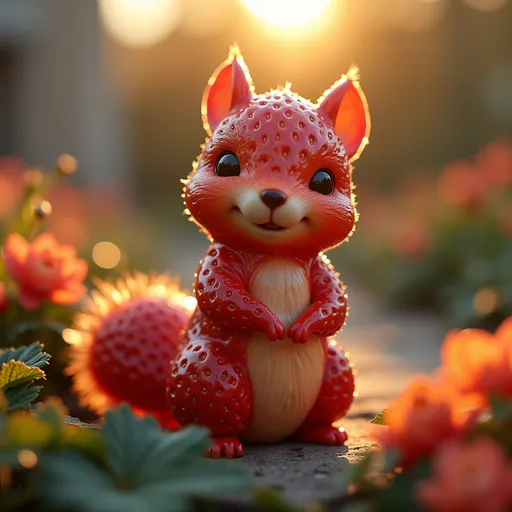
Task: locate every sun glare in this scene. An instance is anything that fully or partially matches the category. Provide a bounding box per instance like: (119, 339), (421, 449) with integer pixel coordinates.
(240, 0), (332, 28)
(98, 0), (180, 48)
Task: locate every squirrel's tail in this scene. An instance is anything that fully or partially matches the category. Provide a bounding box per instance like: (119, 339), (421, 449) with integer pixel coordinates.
(65, 273), (195, 429)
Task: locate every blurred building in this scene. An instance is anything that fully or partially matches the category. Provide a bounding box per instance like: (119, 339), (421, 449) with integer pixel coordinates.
(0, 0), (129, 186)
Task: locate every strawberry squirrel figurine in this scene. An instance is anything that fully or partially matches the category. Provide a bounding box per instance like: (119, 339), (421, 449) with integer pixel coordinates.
(166, 47), (371, 458)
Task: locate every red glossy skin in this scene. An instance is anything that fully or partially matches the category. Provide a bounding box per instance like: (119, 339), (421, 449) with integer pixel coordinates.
(167, 51), (369, 457)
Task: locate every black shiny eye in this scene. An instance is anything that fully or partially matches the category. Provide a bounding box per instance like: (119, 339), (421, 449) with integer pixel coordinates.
(215, 152), (241, 177)
(309, 169), (334, 195)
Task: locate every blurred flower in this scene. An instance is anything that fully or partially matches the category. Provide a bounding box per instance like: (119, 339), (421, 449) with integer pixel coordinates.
(372, 377), (463, 465)
(438, 161), (487, 210)
(439, 325), (512, 407)
(3, 233), (88, 310)
(393, 222), (429, 259)
(415, 437), (512, 512)
(476, 142), (512, 189)
(66, 273), (195, 429)
(0, 282), (7, 312)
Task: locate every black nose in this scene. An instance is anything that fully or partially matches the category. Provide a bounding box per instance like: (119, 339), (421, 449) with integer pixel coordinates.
(260, 189), (287, 210)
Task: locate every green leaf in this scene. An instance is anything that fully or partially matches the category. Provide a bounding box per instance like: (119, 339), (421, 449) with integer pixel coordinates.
(0, 341), (51, 368)
(0, 361), (45, 391)
(370, 409), (390, 426)
(253, 488), (301, 511)
(374, 458), (431, 512)
(37, 405), (251, 512)
(102, 405), (210, 487)
(5, 384), (42, 411)
(339, 453), (376, 492)
(489, 393), (512, 423)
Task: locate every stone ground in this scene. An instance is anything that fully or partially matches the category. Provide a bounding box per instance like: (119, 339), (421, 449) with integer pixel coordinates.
(220, 287), (450, 509)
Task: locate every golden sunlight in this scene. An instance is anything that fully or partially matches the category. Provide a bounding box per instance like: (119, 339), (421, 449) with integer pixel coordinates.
(98, 0), (180, 48)
(240, 0), (331, 28)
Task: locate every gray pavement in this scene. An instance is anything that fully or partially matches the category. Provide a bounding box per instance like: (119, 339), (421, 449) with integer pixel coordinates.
(233, 286), (449, 507)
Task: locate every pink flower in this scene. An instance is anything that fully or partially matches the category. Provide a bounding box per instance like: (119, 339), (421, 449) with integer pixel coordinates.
(415, 437), (512, 512)
(4, 233), (88, 310)
(372, 377), (464, 465)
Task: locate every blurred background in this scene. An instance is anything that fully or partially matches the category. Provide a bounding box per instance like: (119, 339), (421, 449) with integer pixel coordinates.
(0, 0), (511, 329)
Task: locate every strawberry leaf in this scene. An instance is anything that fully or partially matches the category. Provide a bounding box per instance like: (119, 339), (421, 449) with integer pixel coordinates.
(0, 341), (51, 368)
(0, 361), (45, 391)
(370, 409), (390, 425)
(4, 384), (42, 411)
(37, 405), (251, 512)
(489, 393), (512, 423)
(0, 342), (50, 410)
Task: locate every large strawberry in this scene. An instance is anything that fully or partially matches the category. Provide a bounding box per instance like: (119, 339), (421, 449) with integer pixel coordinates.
(66, 274), (193, 429)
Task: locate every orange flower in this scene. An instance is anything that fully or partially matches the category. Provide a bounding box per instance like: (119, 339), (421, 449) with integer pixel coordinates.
(372, 377), (463, 464)
(3, 233), (87, 310)
(415, 437), (512, 512)
(439, 326), (512, 407)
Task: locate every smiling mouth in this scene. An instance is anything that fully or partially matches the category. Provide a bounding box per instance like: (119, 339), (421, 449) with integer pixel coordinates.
(257, 222), (286, 231)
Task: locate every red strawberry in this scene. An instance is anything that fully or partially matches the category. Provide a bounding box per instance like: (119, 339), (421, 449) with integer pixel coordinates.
(167, 341), (252, 437)
(90, 296), (189, 428)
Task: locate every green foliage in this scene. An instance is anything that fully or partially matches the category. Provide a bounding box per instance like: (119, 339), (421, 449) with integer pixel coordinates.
(0, 361), (45, 390)
(370, 410), (390, 426)
(0, 342), (51, 368)
(342, 141), (512, 329)
(0, 403), (251, 512)
(0, 342), (50, 411)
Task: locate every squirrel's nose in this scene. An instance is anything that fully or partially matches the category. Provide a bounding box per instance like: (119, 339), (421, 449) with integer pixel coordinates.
(260, 189), (287, 210)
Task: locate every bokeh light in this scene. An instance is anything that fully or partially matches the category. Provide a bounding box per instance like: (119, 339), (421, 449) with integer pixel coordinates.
(474, 287), (501, 317)
(98, 0), (180, 48)
(239, 0), (331, 28)
(62, 328), (83, 345)
(180, 0), (234, 38)
(464, 0), (509, 12)
(183, 295), (198, 312)
(92, 241), (122, 269)
(17, 450), (38, 469)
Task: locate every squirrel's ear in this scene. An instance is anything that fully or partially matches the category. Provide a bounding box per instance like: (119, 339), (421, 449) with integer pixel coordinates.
(201, 47), (254, 135)
(317, 69), (370, 161)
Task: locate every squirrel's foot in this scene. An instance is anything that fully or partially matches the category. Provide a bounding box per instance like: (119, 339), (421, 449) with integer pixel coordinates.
(293, 425), (348, 445)
(206, 437), (244, 458)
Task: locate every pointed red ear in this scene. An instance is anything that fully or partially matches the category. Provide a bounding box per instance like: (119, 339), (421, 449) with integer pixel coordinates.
(317, 72), (370, 161)
(201, 49), (254, 135)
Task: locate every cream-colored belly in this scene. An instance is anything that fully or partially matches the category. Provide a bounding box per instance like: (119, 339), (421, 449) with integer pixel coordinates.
(242, 259), (325, 443)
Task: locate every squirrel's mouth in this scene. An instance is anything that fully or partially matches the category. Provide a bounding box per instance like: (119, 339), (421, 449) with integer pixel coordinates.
(257, 222), (286, 231)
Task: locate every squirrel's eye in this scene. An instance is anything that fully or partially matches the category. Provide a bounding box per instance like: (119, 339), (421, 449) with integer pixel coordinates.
(216, 152), (241, 177)
(309, 169), (334, 195)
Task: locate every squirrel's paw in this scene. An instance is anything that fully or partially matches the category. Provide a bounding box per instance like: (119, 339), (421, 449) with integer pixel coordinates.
(288, 317), (312, 344)
(206, 437), (244, 458)
(293, 426), (348, 445)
